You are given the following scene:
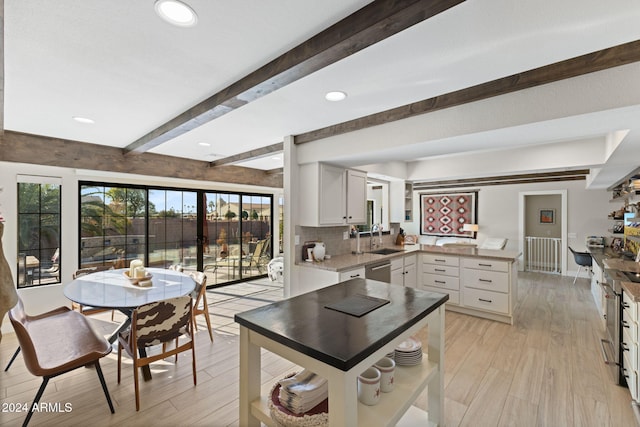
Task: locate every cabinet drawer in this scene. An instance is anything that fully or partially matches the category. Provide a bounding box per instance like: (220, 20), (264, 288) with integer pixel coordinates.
(463, 268), (509, 293)
(622, 307), (638, 343)
(423, 273), (459, 291)
(463, 288), (509, 314)
(622, 326), (638, 367)
(423, 254), (459, 267)
(623, 290), (637, 320)
(339, 267), (365, 281)
(462, 258), (509, 272)
(423, 264), (459, 277)
(623, 353), (639, 401)
(419, 284), (459, 305)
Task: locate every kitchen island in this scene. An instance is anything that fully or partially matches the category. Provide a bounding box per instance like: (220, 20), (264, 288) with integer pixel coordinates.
(234, 278), (448, 426)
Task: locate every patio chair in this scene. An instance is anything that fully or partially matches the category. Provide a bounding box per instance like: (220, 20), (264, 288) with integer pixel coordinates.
(241, 239), (270, 274)
(9, 297), (115, 426)
(117, 295), (196, 411)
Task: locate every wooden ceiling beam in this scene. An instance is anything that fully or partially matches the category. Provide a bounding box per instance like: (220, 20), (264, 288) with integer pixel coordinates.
(123, 0), (466, 156)
(295, 40), (640, 144)
(413, 170), (589, 190)
(0, 131), (282, 188)
(209, 142), (283, 167)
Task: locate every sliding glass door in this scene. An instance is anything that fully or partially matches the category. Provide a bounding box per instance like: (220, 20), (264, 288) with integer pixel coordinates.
(79, 182), (273, 288)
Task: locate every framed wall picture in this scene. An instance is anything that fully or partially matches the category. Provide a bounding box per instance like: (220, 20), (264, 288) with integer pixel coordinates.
(420, 191), (478, 237)
(539, 209), (555, 224)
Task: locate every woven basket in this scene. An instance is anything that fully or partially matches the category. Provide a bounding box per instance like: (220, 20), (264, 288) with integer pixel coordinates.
(268, 373), (328, 427)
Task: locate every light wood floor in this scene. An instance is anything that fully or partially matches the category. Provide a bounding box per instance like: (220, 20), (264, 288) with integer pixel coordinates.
(0, 274), (637, 426)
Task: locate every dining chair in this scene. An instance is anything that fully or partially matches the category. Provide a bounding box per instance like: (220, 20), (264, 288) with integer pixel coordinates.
(117, 295), (196, 411)
(4, 304), (72, 372)
(72, 266), (116, 320)
(9, 297), (115, 426)
(190, 271), (213, 342)
(569, 246), (593, 285)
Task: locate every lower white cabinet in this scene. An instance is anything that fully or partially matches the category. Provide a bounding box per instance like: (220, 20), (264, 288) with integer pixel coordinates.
(419, 253), (517, 324)
(591, 261), (606, 328)
(419, 254), (460, 305)
(622, 288), (639, 401)
(391, 254), (417, 287)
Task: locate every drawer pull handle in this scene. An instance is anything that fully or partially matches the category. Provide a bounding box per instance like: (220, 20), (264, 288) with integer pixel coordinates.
(622, 343), (630, 352)
(622, 320), (631, 329)
(350, 274), (360, 278)
(622, 302), (631, 309)
(478, 263), (492, 267)
(435, 280), (445, 284)
(434, 269), (446, 272)
(479, 298), (492, 303)
(434, 259), (446, 262)
(479, 279), (493, 283)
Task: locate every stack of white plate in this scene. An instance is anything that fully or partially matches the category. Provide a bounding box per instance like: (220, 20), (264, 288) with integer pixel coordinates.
(394, 337), (423, 366)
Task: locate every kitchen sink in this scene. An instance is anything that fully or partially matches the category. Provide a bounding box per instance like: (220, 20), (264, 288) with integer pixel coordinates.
(369, 248), (404, 255)
(622, 271), (640, 283)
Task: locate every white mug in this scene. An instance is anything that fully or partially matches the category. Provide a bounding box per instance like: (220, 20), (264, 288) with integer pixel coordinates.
(374, 357), (395, 392)
(357, 367), (381, 406)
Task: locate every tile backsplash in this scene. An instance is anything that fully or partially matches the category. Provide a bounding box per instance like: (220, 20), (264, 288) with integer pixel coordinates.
(296, 223), (401, 263)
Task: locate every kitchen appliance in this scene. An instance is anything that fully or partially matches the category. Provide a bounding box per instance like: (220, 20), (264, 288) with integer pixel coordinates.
(301, 241), (317, 261)
(601, 270), (626, 386)
(365, 260), (391, 283)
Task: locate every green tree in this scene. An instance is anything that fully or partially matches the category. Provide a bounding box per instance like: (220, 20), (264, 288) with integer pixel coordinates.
(251, 210), (259, 220)
(225, 209), (237, 220)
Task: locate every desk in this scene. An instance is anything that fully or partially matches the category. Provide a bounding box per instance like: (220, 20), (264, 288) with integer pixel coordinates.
(64, 268), (196, 380)
(235, 278), (447, 426)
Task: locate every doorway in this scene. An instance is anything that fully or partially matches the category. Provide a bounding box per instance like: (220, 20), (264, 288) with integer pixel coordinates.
(518, 190), (567, 274)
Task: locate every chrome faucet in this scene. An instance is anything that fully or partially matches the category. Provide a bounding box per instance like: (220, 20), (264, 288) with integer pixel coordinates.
(370, 224), (382, 250)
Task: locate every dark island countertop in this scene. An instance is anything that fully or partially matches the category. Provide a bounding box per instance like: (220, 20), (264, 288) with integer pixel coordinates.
(234, 278), (448, 371)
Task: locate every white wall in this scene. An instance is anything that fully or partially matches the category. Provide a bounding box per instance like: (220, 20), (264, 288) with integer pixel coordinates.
(0, 161), (281, 335)
(404, 179), (611, 276)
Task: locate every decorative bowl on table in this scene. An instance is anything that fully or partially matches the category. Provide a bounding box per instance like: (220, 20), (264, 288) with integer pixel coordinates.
(123, 270), (153, 286)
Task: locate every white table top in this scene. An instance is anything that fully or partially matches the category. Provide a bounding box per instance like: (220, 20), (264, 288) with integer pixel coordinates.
(64, 268), (196, 310)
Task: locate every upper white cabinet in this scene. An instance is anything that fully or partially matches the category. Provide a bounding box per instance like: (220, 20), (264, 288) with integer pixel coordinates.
(299, 162), (367, 226)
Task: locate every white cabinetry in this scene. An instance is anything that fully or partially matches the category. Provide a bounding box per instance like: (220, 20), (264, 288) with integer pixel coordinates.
(391, 254), (417, 287)
(591, 261), (606, 328)
(418, 253), (517, 324)
(339, 266), (366, 282)
(622, 288), (639, 401)
(419, 254), (460, 305)
(299, 162), (367, 226)
(461, 259), (510, 314)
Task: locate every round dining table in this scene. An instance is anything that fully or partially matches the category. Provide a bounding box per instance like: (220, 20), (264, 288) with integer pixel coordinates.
(64, 267), (196, 381)
(64, 267), (196, 313)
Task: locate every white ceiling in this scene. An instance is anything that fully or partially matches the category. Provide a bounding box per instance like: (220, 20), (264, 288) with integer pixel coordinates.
(4, 0), (640, 188)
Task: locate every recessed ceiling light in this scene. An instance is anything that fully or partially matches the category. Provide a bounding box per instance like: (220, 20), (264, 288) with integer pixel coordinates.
(325, 91), (347, 102)
(72, 116), (95, 124)
(198, 142), (211, 147)
(154, 0), (198, 27)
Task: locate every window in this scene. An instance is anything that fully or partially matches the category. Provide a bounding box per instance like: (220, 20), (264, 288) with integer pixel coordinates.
(17, 176), (61, 288)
